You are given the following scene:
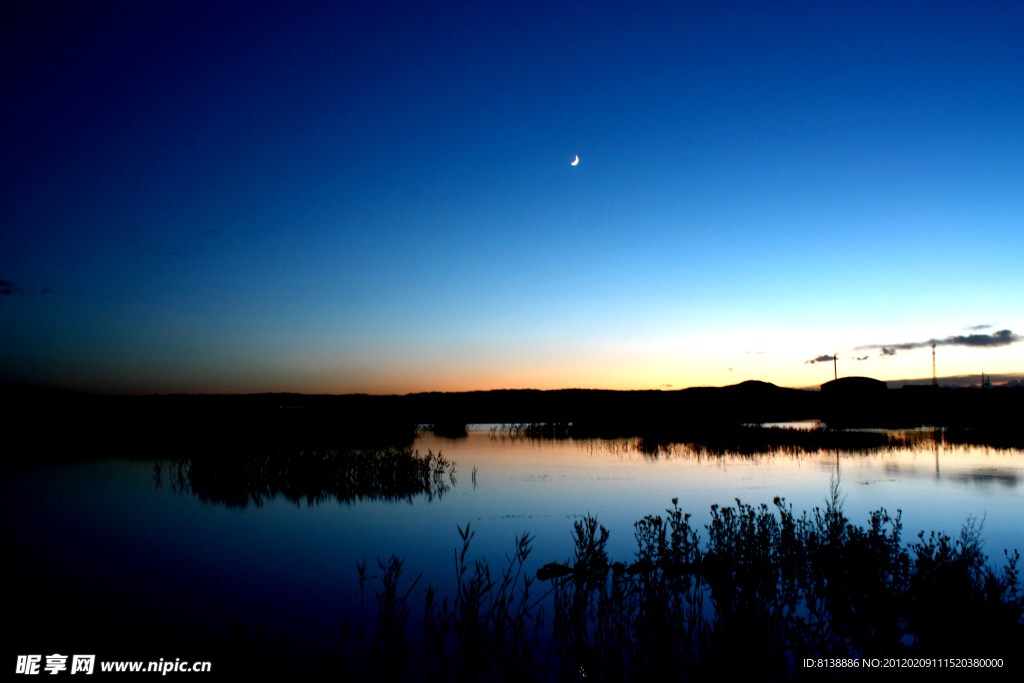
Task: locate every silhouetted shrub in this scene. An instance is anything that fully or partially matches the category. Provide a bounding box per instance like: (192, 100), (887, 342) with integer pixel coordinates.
(349, 485), (1023, 680)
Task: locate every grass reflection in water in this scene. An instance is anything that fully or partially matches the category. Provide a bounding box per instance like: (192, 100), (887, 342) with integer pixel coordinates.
(158, 447), (456, 507)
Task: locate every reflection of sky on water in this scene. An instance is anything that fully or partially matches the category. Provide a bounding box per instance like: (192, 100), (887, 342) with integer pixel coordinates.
(2, 433), (1022, 663)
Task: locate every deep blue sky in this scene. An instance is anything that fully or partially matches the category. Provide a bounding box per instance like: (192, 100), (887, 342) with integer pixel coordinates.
(2, 1), (1022, 393)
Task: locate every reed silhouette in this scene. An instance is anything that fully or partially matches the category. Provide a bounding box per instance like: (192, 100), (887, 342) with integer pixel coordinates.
(158, 447), (456, 507)
(346, 484), (1023, 680)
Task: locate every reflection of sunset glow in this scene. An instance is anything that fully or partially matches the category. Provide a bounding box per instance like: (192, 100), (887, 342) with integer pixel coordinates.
(413, 432), (1024, 565)
(5, 430), (1021, 671)
(4, 4), (1023, 675)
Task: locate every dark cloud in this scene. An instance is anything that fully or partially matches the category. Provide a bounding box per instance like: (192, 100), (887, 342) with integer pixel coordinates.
(1, 278), (20, 295)
(964, 324), (992, 331)
(944, 330), (1020, 347)
(41, 288), (54, 294)
(746, 350), (768, 355)
(150, 245), (180, 257)
(804, 354), (836, 365)
(204, 229), (220, 235)
(858, 330), (1020, 354)
(879, 347), (897, 357)
(660, 384), (673, 388)
(853, 355), (869, 361)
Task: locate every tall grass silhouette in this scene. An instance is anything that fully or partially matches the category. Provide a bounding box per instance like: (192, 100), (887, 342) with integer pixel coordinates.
(348, 482), (1023, 680)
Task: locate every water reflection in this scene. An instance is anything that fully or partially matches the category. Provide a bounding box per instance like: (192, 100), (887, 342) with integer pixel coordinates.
(878, 461), (1020, 488)
(155, 428), (1023, 512)
(154, 447), (457, 507)
(4, 425), (1023, 677)
(488, 424), (921, 458)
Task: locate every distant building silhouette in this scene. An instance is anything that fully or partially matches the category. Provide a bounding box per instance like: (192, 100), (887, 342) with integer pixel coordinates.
(820, 376), (888, 395)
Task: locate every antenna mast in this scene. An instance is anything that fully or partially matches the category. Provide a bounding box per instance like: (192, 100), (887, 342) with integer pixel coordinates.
(932, 343), (937, 386)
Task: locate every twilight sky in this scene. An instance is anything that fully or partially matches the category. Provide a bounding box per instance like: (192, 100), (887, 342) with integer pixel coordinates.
(2, 1), (1022, 394)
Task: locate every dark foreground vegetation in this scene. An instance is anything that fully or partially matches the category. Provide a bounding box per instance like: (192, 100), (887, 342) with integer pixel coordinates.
(345, 486), (1023, 681)
(8, 488), (1020, 681)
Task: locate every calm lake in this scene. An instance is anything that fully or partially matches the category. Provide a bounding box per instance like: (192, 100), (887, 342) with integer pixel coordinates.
(4, 426), (1022, 668)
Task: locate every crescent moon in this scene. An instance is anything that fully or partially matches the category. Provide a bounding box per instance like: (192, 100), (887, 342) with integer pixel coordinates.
(571, 155), (579, 166)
